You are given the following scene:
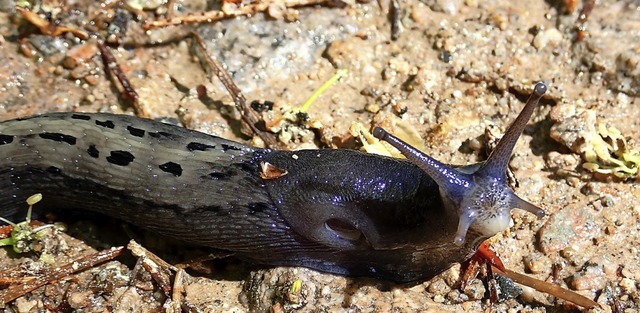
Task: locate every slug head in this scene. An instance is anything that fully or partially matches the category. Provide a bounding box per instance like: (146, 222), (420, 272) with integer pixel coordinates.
(373, 83), (547, 246)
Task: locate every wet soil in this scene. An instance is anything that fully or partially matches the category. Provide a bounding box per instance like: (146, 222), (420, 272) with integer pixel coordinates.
(0, 0), (639, 311)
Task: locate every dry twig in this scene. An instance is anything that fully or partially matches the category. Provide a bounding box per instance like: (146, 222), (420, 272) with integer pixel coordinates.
(16, 7), (88, 39)
(190, 33), (280, 147)
(0, 246), (124, 304)
(97, 42), (149, 118)
(144, 0), (345, 29)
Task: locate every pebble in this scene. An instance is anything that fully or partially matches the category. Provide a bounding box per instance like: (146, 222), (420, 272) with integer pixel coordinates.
(68, 291), (92, 309)
(532, 28), (563, 50)
(523, 253), (551, 274)
(427, 278), (450, 295)
(619, 278), (637, 293)
(570, 265), (607, 291)
(538, 201), (597, 254)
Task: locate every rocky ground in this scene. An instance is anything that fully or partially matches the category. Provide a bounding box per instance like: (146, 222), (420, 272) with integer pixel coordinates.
(0, 0), (639, 311)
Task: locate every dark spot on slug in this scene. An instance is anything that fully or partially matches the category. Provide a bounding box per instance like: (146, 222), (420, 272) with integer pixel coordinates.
(46, 166), (61, 174)
(233, 162), (257, 174)
(106, 150), (135, 166)
(71, 114), (91, 120)
(143, 200), (222, 215)
(207, 172), (226, 179)
(96, 120), (115, 129)
(87, 145), (99, 158)
(127, 126), (145, 137)
(206, 169), (236, 180)
(148, 131), (174, 139)
(159, 162), (183, 177)
(247, 202), (270, 214)
(0, 135), (13, 145)
(39, 133), (77, 145)
(205, 205), (222, 213)
(186, 142), (216, 152)
(221, 144), (241, 152)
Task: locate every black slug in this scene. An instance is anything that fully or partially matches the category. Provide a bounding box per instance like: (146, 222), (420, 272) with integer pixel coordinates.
(0, 83), (547, 283)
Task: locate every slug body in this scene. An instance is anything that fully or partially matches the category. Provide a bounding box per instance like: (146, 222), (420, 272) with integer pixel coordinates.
(0, 84), (547, 283)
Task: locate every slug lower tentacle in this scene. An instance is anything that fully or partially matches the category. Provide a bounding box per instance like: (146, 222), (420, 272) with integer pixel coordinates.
(0, 83), (546, 282)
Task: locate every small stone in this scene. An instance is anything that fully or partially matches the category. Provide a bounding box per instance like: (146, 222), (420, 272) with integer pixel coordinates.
(84, 75), (98, 86)
(619, 278), (637, 293)
(14, 297), (38, 312)
(462, 279), (485, 299)
(365, 104), (380, 113)
(601, 195), (615, 207)
(538, 201), (597, 254)
(566, 176), (580, 187)
(570, 265), (607, 290)
(464, 0), (478, 7)
(441, 265), (460, 287)
(427, 278), (449, 295)
(446, 289), (468, 302)
(53, 65), (65, 76)
(68, 291), (91, 309)
(62, 43), (99, 69)
(621, 264), (640, 281)
(523, 253), (550, 274)
(533, 28), (563, 50)
(600, 258), (619, 276)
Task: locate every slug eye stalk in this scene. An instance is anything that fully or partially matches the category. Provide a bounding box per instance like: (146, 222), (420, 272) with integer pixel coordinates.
(373, 83), (547, 245)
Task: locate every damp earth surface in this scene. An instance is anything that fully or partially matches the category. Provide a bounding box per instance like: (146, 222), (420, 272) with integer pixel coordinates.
(0, 0), (639, 311)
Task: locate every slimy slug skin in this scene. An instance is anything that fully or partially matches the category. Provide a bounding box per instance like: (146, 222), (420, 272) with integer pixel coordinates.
(0, 83), (547, 283)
